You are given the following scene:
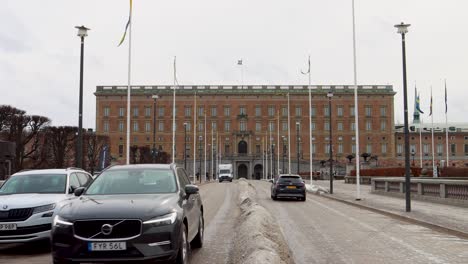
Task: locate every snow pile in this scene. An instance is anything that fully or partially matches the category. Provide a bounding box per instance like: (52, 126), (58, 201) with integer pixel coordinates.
(306, 184), (329, 194)
(232, 179), (293, 264)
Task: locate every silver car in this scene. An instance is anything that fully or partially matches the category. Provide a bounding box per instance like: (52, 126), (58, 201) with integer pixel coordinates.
(0, 168), (93, 243)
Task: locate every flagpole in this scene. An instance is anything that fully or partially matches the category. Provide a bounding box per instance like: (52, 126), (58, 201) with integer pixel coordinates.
(445, 80), (449, 168)
(204, 112), (207, 182)
(125, 2), (133, 165)
(270, 127), (273, 179)
(172, 57), (177, 164)
(193, 93), (197, 180)
(266, 131), (269, 179)
(262, 137), (265, 179)
(352, 0), (361, 200)
(419, 116), (423, 168)
(430, 87), (436, 177)
(277, 110), (280, 175)
(287, 93), (291, 174)
(302, 55), (313, 185)
(211, 126), (214, 181)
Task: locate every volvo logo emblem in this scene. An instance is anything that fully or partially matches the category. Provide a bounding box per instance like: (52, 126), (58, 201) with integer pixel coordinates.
(101, 224), (113, 236)
(2, 205), (7, 210)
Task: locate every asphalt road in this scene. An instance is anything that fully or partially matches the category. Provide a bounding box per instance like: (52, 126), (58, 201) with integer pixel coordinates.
(251, 180), (468, 264)
(3, 181), (468, 264)
(0, 181), (238, 264)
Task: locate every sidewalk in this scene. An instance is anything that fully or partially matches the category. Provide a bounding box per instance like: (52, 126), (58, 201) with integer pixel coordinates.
(307, 180), (468, 238)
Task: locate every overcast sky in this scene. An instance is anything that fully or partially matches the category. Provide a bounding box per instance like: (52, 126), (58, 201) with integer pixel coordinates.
(1, 0), (467, 129)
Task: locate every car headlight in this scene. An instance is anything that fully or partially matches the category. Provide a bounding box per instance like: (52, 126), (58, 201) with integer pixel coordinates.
(143, 212), (177, 226)
(53, 215), (73, 227)
(32, 203), (56, 214)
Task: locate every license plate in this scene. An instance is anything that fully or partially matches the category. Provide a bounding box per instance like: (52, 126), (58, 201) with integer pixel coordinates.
(287, 186), (296, 189)
(88, 242), (127, 251)
(0, 223), (17, 231)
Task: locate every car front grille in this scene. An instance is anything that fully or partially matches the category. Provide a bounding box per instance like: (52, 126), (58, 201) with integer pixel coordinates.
(0, 224), (51, 236)
(74, 219), (142, 240)
(0, 208), (33, 222)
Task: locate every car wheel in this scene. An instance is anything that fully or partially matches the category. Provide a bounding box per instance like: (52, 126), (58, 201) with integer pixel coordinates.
(230, 179), (233, 182)
(301, 196), (306, 201)
(191, 214), (204, 248)
(271, 194), (277, 200)
(176, 223), (189, 264)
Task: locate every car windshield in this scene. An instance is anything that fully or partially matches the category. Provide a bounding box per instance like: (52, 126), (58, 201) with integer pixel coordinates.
(278, 176), (303, 183)
(86, 169), (177, 195)
(220, 170), (230, 174)
(0, 174), (67, 194)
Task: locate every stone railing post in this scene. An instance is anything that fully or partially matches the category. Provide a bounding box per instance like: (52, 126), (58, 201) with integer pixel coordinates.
(417, 183), (423, 195)
(440, 183), (447, 198)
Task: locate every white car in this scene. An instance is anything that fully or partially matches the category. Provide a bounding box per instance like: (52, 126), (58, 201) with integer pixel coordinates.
(0, 168), (93, 243)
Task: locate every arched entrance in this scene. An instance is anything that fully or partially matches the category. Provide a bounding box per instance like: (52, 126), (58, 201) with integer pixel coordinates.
(254, 164), (263, 180)
(238, 140), (247, 155)
(238, 164), (248, 178)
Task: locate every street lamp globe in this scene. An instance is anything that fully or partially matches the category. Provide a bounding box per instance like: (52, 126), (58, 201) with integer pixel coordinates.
(152, 94), (159, 100)
(327, 91), (333, 98)
(394, 22), (410, 35)
(75, 25), (90, 38)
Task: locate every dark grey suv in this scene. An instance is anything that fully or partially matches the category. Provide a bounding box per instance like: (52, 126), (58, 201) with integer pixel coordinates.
(51, 164), (204, 264)
(271, 174), (306, 201)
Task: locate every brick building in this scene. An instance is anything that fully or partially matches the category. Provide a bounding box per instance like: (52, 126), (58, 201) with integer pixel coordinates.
(95, 85), (396, 178)
(394, 123), (468, 168)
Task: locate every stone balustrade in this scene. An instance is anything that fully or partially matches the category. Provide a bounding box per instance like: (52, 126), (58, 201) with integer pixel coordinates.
(371, 177), (468, 206)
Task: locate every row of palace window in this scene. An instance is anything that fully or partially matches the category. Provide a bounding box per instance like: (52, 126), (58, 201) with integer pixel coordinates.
(397, 143), (468, 155)
(102, 119), (388, 133)
(103, 105), (388, 119)
(117, 142), (389, 158)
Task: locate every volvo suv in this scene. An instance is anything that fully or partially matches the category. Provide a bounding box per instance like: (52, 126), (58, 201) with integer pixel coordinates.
(0, 168), (93, 243)
(51, 164), (204, 264)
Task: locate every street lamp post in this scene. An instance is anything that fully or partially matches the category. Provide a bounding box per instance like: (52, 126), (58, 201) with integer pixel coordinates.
(183, 123), (187, 170)
(199, 135), (202, 183)
(282, 136), (286, 174)
(152, 95), (159, 163)
(296, 122), (300, 174)
(271, 143), (276, 176)
(395, 22), (412, 212)
(327, 91), (334, 194)
(208, 143), (211, 180)
(75, 25), (90, 169)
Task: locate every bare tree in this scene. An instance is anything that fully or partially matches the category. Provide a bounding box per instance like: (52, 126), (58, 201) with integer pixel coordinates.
(0, 106), (50, 171)
(84, 132), (110, 174)
(45, 126), (78, 168)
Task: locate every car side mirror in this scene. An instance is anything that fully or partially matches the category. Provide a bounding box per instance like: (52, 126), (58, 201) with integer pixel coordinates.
(69, 185), (78, 194)
(74, 187), (86, 197)
(185, 185), (199, 197)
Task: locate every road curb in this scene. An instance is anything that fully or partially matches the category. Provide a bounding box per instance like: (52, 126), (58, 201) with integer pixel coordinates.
(308, 190), (468, 240)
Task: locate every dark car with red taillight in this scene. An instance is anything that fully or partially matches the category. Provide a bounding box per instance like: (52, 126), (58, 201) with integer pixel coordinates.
(270, 174), (306, 201)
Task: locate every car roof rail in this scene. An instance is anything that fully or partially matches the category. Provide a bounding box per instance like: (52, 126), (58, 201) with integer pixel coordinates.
(66, 167), (85, 171)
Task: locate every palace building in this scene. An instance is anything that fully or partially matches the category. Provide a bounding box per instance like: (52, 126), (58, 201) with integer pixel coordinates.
(95, 85), (396, 178)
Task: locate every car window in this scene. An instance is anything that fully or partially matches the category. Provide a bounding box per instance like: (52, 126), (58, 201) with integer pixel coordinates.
(176, 168), (190, 188)
(0, 174), (67, 194)
(278, 176), (303, 183)
(85, 169), (177, 195)
(77, 172), (92, 187)
(69, 173), (81, 189)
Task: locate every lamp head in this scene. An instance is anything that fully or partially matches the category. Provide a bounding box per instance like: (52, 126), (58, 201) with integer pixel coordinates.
(152, 94), (159, 99)
(75, 25), (90, 38)
(327, 92), (333, 98)
(394, 22), (410, 35)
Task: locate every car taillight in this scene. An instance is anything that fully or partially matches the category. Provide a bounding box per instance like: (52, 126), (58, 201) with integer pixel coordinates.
(297, 183), (305, 188)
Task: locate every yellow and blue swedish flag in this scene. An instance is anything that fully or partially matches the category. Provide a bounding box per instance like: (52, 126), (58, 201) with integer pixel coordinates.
(118, 0), (133, 47)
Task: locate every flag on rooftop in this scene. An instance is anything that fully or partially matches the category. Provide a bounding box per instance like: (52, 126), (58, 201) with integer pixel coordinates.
(118, 0), (133, 47)
(416, 89), (424, 114)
